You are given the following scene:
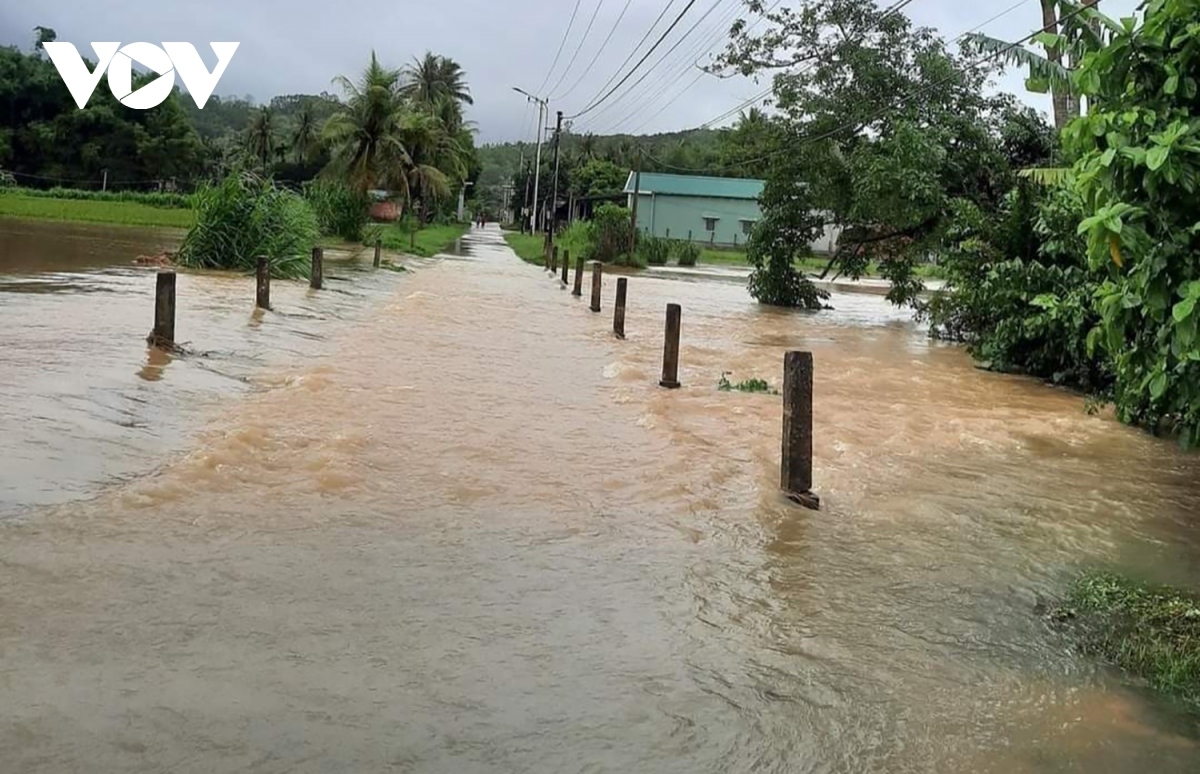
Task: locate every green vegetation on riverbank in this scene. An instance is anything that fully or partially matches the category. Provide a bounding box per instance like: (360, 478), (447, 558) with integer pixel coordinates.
(376, 222), (469, 257)
(1051, 572), (1200, 713)
(0, 192), (194, 228)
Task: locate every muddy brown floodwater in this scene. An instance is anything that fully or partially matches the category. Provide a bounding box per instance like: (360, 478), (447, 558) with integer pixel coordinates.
(1, 221), (1199, 772)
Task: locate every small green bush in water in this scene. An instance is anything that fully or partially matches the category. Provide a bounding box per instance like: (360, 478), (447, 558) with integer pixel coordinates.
(637, 233), (671, 266)
(305, 180), (369, 241)
(674, 240), (701, 267)
(718, 373), (778, 394)
(176, 173), (319, 279)
(1049, 571), (1200, 713)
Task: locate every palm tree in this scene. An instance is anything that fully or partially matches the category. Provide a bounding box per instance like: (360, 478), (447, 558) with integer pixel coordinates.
(292, 106), (319, 164)
(245, 107), (274, 172)
(324, 52), (412, 197)
(963, 0), (1107, 129)
(402, 52), (473, 112)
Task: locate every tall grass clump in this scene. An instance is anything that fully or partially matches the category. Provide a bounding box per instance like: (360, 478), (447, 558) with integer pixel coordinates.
(176, 173), (319, 278)
(304, 181), (369, 241)
(590, 203), (643, 268)
(674, 240), (701, 267)
(637, 233), (671, 266)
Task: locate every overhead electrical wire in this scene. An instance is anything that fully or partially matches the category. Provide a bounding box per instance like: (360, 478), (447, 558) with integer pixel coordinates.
(537, 0), (586, 95)
(547, 0), (609, 99)
(647, 0), (1093, 174)
(567, 0), (704, 119)
(551, 0), (637, 101)
(576, 0), (740, 133)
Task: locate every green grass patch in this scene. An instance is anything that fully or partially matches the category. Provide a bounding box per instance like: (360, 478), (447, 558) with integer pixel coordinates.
(375, 222), (469, 257)
(718, 373), (779, 394)
(0, 193), (194, 228)
(1049, 571), (1200, 712)
(504, 231), (546, 265)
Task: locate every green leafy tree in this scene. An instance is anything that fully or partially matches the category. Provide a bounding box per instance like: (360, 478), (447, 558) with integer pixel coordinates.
(1066, 0), (1200, 443)
(718, 0), (1013, 308)
(569, 158), (627, 197)
(244, 106), (275, 173)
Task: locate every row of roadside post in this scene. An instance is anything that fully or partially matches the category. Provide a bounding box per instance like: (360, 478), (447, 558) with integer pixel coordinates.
(537, 236), (818, 510)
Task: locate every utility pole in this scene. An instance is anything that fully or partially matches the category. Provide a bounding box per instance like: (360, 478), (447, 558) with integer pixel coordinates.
(629, 152), (642, 257)
(514, 88), (549, 235)
(549, 110), (564, 239)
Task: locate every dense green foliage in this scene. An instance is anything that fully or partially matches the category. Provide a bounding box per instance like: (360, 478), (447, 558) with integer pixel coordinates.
(1051, 571), (1200, 712)
(590, 203), (640, 267)
(176, 173), (319, 278)
(1063, 0), (1200, 444)
(304, 181), (369, 242)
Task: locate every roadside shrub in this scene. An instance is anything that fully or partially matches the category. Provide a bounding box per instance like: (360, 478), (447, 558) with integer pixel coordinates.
(590, 203), (636, 266)
(0, 186), (193, 208)
(176, 172), (319, 278)
(304, 180), (369, 241)
(674, 240), (701, 267)
(560, 220), (592, 259)
(637, 233), (671, 266)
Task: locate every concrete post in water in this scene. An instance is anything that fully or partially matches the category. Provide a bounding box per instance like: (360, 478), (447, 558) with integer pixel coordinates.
(149, 271), (176, 347)
(659, 303), (681, 389)
(374, 238), (382, 268)
(572, 254), (584, 296)
(613, 277), (628, 339)
(552, 245), (559, 274)
(310, 247), (323, 290)
(255, 256), (270, 310)
(781, 351), (820, 510)
(589, 261), (602, 312)
(561, 249), (570, 284)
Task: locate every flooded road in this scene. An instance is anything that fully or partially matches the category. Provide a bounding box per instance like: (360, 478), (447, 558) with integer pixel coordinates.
(1, 221), (1198, 772)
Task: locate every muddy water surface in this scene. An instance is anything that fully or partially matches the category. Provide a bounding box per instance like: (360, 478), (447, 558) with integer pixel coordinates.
(1, 222), (1199, 772)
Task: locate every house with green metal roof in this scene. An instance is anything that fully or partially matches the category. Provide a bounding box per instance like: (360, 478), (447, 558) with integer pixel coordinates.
(623, 172), (765, 248)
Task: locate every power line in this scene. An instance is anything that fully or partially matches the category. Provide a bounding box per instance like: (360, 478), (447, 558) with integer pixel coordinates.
(537, 0), (586, 95)
(567, 0), (703, 120)
(576, 0), (738, 132)
(547, 0), (608, 99)
(648, 0), (1092, 175)
(551, 0), (637, 102)
(570, 0), (683, 118)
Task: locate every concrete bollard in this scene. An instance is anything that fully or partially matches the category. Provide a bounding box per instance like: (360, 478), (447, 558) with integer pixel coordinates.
(613, 277), (627, 339)
(552, 245), (559, 274)
(589, 261), (602, 312)
(659, 303), (681, 389)
(374, 238), (382, 268)
(310, 247), (323, 290)
(781, 351), (820, 510)
(572, 255), (584, 296)
(255, 256), (270, 310)
(149, 270), (176, 347)
(561, 249), (570, 284)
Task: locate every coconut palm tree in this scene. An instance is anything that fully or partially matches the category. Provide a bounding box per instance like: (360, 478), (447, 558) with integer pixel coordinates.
(402, 52), (473, 111)
(962, 0), (1108, 129)
(292, 106), (319, 164)
(245, 106), (274, 172)
(323, 53), (412, 194)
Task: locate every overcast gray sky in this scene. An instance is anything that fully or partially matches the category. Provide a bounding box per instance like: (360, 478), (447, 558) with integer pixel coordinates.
(1, 0), (1140, 143)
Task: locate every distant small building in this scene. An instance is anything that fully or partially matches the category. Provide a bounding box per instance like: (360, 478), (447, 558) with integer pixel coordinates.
(623, 171), (837, 253)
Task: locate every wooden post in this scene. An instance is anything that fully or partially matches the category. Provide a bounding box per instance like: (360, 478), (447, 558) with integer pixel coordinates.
(150, 271), (176, 347)
(310, 247), (323, 290)
(781, 351), (820, 510)
(544, 242), (551, 270)
(373, 238), (382, 268)
(572, 254), (584, 296)
(659, 303), (681, 389)
(589, 261), (602, 312)
(409, 230), (416, 251)
(255, 256), (270, 310)
(613, 277), (627, 339)
(561, 249), (570, 284)
(552, 245), (559, 274)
